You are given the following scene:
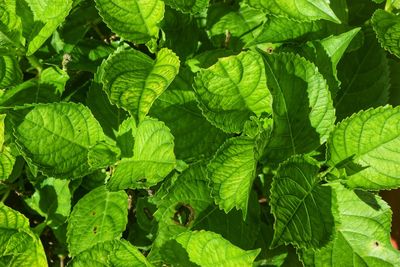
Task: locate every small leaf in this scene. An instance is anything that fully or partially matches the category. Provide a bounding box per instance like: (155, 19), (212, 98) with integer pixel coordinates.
(14, 102), (107, 179)
(101, 48), (180, 122)
(95, 0), (165, 44)
(372, 9), (400, 58)
(270, 155), (336, 248)
(108, 117), (176, 190)
(174, 230), (260, 267)
(194, 51), (272, 133)
(207, 136), (257, 218)
(67, 186), (128, 256)
(327, 105), (400, 190)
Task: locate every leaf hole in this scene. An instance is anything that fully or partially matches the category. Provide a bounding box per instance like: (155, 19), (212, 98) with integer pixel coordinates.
(138, 178), (147, 183)
(374, 241), (379, 247)
(93, 226), (97, 234)
(91, 211), (96, 216)
(173, 203), (194, 227)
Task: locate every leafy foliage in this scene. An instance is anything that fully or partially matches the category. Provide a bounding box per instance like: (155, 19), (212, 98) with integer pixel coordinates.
(1, 0), (400, 266)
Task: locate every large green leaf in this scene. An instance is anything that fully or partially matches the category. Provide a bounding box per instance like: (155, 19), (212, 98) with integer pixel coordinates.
(207, 136), (257, 218)
(173, 230), (260, 267)
(164, 0), (208, 14)
(107, 117), (176, 190)
(327, 105), (400, 190)
(194, 51), (272, 133)
(270, 155), (336, 248)
(14, 102), (106, 179)
(68, 239), (152, 267)
(22, 0), (73, 55)
(246, 0), (340, 23)
(301, 183), (400, 266)
(0, 55), (22, 88)
(335, 29), (389, 120)
(25, 177), (71, 228)
(150, 68), (228, 160)
(95, 0), (164, 44)
(261, 52), (335, 163)
(0, 203), (47, 266)
(67, 186), (128, 256)
(372, 9), (400, 58)
(101, 48), (180, 122)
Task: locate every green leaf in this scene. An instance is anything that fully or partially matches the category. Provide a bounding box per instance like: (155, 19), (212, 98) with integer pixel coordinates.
(25, 177), (71, 228)
(116, 117), (136, 158)
(87, 73), (128, 139)
(320, 27), (361, 69)
(0, 203), (47, 266)
(150, 68), (228, 160)
(0, 66), (68, 107)
(246, 0), (341, 23)
(95, 0), (165, 44)
(207, 136), (257, 218)
(372, 9), (400, 58)
(164, 0), (209, 14)
(0, 55), (22, 88)
(68, 239), (152, 267)
(194, 51), (272, 133)
(14, 102), (107, 179)
(193, 192), (261, 250)
(270, 155), (336, 248)
(108, 117), (175, 190)
(246, 17), (324, 47)
(207, 3), (266, 50)
(67, 186), (128, 256)
(173, 230), (260, 267)
(0, 0), (23, 54)
(261, 52), (335, 163)
(388, 58), (400, 106)
(152, 164), (212, 229)
(0, 146), (16, 181)
(101, 48), (180, 122)
(301, 183), (400, 266)
(161, 7), (200, 60)
(335, 29), (389, 120)
(39, 66), (69, 95)
(22, 0), (73, 55)
(327, 105), (400, 190)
